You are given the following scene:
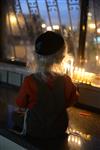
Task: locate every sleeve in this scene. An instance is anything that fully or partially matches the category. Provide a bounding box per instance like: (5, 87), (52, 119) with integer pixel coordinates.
(16, 77), (30, 108)
(64, 75), (79, 107)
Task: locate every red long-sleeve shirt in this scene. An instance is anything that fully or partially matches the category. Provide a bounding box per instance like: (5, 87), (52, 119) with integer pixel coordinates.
(16, 74), (79, 109)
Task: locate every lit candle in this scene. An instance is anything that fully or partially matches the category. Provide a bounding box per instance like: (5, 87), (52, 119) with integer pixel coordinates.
(70, 58), (74, 78)
(77, 68), (82, 82)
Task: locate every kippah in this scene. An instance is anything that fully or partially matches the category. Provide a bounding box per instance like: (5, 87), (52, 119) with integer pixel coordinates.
(35, 31), (65, 55)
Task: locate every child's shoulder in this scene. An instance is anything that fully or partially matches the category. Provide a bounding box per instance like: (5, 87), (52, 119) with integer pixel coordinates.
(23, 74), (35, 82)
(56, 74), (71, 80)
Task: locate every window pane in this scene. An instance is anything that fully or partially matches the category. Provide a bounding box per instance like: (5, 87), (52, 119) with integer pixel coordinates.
(85, 0), (100, 74)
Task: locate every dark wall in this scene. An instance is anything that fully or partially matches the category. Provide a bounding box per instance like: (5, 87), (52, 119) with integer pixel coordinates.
(0, 0), (7, 59)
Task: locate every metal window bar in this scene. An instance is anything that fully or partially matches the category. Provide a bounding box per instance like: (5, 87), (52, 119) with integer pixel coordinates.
(45, 0), (63, 33)
(45, 0), (53, 30)
(26, 0), (35, 35)
(54, 0), (63, 34)
(16, 0), (30, 35)
(66, 0), (73, 32)
(66, 0), (80, 30)
(27, 0), (40, 15)
(35, 0), (41, 15)
(26, 0), (42, 33)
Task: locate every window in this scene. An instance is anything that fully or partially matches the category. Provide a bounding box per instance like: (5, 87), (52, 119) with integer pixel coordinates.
(4, 0), (80, 65)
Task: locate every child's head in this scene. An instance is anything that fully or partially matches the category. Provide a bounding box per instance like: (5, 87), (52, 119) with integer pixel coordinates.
(34, 31), (66, 73)
(35, 31), (65, 56)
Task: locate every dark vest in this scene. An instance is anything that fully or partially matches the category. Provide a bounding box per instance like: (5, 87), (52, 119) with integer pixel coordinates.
(27, 74), (68, 138)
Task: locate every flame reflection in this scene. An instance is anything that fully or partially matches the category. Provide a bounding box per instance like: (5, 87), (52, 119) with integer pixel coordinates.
(67, 127), (91, 147)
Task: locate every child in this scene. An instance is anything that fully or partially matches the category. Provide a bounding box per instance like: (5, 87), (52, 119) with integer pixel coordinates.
(16, 31), (79, 138)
